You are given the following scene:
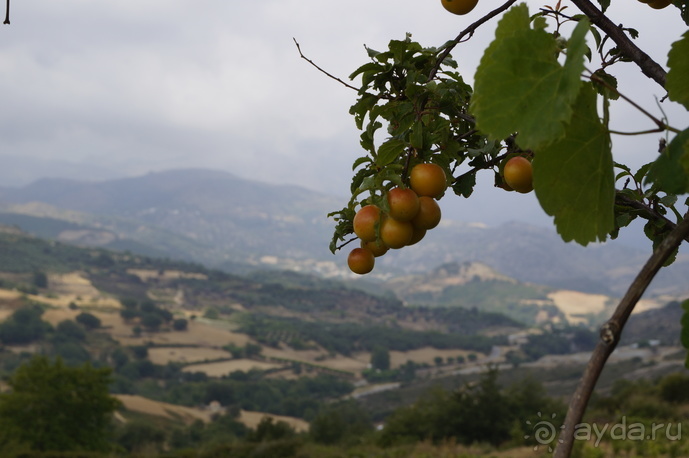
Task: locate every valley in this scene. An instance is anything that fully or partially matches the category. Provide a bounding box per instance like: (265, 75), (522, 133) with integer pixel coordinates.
(1, 169), (688, 297)
(0, 170), (687, 456)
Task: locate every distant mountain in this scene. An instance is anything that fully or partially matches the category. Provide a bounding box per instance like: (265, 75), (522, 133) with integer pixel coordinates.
(0, 169), (340, 270)
(377, 219), (689, 297)
(0, 168), (687, 298)
(384, 261), (565, 325)
(619, 300), (684, 346)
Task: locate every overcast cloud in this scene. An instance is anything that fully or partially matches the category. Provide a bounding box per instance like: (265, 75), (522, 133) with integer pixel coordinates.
(0, 0), (687, 229)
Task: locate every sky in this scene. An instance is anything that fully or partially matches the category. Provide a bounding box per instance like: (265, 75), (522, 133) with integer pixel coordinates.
(0, 0), (687, 229)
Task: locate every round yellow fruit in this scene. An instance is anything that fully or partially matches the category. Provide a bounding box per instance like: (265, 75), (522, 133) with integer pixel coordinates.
(348, 247), (375, 275)
(407, 226), (427, 246)
(441, 0), (479, 15)
(647, 0), (671, 8)
(353, 205), (381, 243)
(410, 163), (447, 199)
(361, 239), (389, 257)
(411, 196), (442, 230)
(502, 156), (533, 194)
(380, 216), (414, 249)
(387, 187), (420, 222)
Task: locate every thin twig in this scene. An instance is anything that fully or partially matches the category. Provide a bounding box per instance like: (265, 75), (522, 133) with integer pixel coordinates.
(554, 211), (689, 458)
(3, 0), (9, 25)
(293, 38), (359, 92)
(428, 0), (519, 82)
(588, 71), (675, 132)
(570, 0), (667, 88)
(452, 150), (508, 185)
(539, 7), (577, 22)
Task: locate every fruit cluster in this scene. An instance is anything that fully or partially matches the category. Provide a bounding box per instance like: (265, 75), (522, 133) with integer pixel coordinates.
(347, 163), (447, 275)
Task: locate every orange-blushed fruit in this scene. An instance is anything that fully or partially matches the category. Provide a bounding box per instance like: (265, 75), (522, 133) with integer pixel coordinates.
(412, 196), (442, 230)
(353, 205), (381, 243)
(440, 0), (479, 15)
(347, 247), (375, 275)
(410, 163), (447, 199)
(361, 239), (389, 257)
(387, 187), (420, 222)
(407, 226), (427, 246)
(647, 0), (671, 8)
(502, 156), (533, 194)
(380, 216), (414, 249)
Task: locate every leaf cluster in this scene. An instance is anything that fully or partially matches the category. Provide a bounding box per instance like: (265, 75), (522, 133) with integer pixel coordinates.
(329, 35), (491, 252)
(332, 3), (689, 251)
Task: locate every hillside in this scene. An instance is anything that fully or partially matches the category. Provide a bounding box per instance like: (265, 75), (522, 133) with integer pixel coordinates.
(0, 228), (522, 360)
(0, 227), (686, 457)
(1, 169), (688, 297)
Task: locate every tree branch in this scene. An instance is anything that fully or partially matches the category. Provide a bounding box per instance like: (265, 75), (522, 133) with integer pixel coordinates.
(615, 192), (689, 244)
(554, 210), (689, 458)
(428, 0), (519, 81)
(293, 38), (360, 92)
(570, 0), (667, 88)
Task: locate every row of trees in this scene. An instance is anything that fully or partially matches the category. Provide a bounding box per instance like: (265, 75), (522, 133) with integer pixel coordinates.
(3, 353), (687, 456)
(239, 314), (502, 356)
(119, 297), (187, 332)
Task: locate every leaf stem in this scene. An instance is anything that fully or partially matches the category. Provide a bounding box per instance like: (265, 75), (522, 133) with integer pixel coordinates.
(588, 71), (677, 133)
(607, 128), (665, 136)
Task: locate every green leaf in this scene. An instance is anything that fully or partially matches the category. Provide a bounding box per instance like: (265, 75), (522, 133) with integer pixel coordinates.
(470, 5), (589, 151)
(410, 121), (424, 150)
(533, 83), (615, 245)
(615, 211), (635, 229)
(591, 69), (619, 101)
(633, 162), (653, 184)
(365, 46), (381, 59)
(376, 139), (406, 167)
(352, 156), (372, 171)
(453, 172), (476, 198)
(667, 30), (689, 111)
(349, 62), (382, 81)
(596, 0), (610, 12)
(350, 167), (373, 195)
(646, 128), (689, 195)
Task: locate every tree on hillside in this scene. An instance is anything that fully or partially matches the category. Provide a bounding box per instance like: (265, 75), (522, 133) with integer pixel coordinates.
(370, 345), (391, 371)
(172, 317), (188, 331)
(0, 305), (51, 345)
(307, 1), (689, 455)
(32, 270), (47, 288)
(76, 311), (101, 330)
(0, 355), (121, 453)
(310, 400), (373, 445)
(378, 368), (564, 447)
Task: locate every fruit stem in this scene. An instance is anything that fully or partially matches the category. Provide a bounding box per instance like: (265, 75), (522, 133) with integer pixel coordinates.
(3, 0), (9, 25)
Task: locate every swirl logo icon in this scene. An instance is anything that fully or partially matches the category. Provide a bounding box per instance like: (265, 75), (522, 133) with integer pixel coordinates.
(524, 412), (564, 452)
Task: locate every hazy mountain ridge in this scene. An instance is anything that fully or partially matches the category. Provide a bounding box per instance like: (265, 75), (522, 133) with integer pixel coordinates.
(1, 168), (687, 297)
